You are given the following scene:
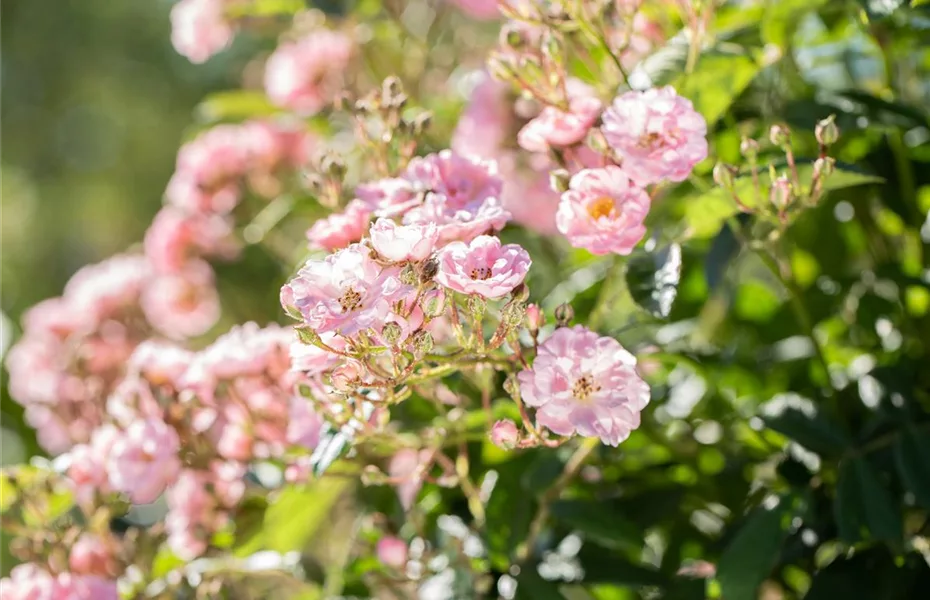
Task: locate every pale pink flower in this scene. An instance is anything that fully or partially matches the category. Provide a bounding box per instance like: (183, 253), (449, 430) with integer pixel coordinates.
(490, 419), (519, 449)
(142, 259), (220, 339)
(167, 124), (251, 213)
(106, 376), (164, 428)
(289, 333), (344, 376)
(127, 340), (194, 388)
(22, 297), (89, 338)
(369, 218), (439, 263)
(452, 72), (512, 160)
(518, 82), (603, 153)
(601, 86), (708, 185)
(69, 534), (117, 578)
(389, 448), (433, 510)
(435, 235), (531, 299)
(165, 470), (223, 560)
(264, 30), (353, 115)
(402, 150), (510, 243)
(68, 424), (119, 507)
(517, 325), (650, 446)
(356, 177), (420, 218)
(287, 396), (324, 449)
(500, 164), (561, 235)
(0, 564), (59, 600)
(108, 418), (181, 504)
(556, 166), (650, 255)
(306, 200), (371, 252)
(377, 536), (409, 569)
(64, 254), (150, 324)
(330, 360), (365, 392)
(170, 0), (234, 64)
(281, 244), (408, 336)
(449, 0), (500, 19)
(144, 206), (237, 273)
(525, 304), (544, 330)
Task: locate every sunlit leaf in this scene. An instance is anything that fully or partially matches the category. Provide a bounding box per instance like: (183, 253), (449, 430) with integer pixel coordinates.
(625, 243), (682, 318)
(893, 426), (930, 508)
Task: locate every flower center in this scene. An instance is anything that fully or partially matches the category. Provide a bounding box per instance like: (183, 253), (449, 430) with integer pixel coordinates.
(587, 196), (616, 221)
(572, 374), (601, 402)
(638, 131), (666, 150)
(339, 288), (363, 313)
(469, 266), (493, 280)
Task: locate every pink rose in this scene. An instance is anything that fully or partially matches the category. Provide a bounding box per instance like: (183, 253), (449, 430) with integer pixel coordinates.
(264, 30), (353, 115)
(369, 218), (439, 263)
(108, 418), (181, 504)
(389, 448), (433, 511)
(518, 82), (603, 152)
(170, 0), (234, 64)
(142, 259), (220, 340)
(306, 200), (371, 252)
(435, 235), (531, 299)
(556, 166), (650, 255)
(490, 419), (520, 450)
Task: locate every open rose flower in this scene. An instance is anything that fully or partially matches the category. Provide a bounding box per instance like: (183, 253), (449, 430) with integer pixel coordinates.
(108, 418), (181, 504)
(281, 244), (408, 336)
(601, 86), (708, 185)
(306, 200), (371, 252)
(369, 218), (439, 263)
(435, 235), (531, 299)
(356, 177), (420, 217)
(518, 82), (603, 153)
(142, 259), (221, 339)
(556, 166), (650, 255)
(264, 30), (353, 115)
(170, 0), (234, 64)
(518, 325), (650, 446)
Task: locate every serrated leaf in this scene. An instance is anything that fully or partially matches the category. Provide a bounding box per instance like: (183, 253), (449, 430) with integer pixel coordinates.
(550, 500), (644, 552)
(625, 243), (682, 319)
(717, 493), (805, 600)
(834, 458), (902, 546)
(763, 407), (851, 457)
(893, 426), (930, 508)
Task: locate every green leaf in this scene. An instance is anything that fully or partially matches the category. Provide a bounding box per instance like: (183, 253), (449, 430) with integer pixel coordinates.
(893, 426), (930, 508)
(763, 407), (851, 457)
(517, 566), (567, 600)
(550, 500), (644, 553)
(675, 50), (762, 126)
(761, 0), (829, 47)
(0, 472), (17, 513)
(576, 543), (666, 587)
(195, 90), (280, 123)
(717, 493), (806, 600)
(834, 458), (902, 546)
(151, 547), (185, 579)
(226, 0), (307, 17)
(625, 243), (682, 319)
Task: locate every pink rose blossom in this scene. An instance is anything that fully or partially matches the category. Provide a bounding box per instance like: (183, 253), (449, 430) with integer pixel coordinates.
(165, 470), (228, 560)
(144, 206), (237, 274)
(435, 235), (531, 299)
(490, 419), (520, 449)
(289, 334), (344, 376)
(64, 255), (150, 325)
(377, 536), (409, 569)
(369, 218), (439, 263)
(281, 244), (408, 336)
(556, 166), (650, 255)
(68, 424), (119, 507)
(356, 177), (420, 218)
(389, 448), (433, 510)
(306, 200), (371, 252)
(108, 418), (181, 504)
(449, 0), (500, 19)
(517, 325), (650, 446)
(264, 30), (353, 115)
(287, 396), (324, 449)
(69, 534), (117, 578)
(518, 82), (603, 153)
(601, 86), (708, 185)
(170, 0), (234, 64)
(142, 259), (221, 339)
(127, 340), (194, 388)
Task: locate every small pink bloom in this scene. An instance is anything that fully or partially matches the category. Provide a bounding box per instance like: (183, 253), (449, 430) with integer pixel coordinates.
(601, 86), (708, 185)
(356, 177), (420, 218)
(142, 259), (220, 339)
(556, 166), (650, 255)
(306, 200), (371, 252)
(264, 30), (353, 115)
(389, 448), (432, 511)
(281, 244), (409, 336)
(170, 0), (234, 64)
(144, 206), (237, 274)
(69, 534), (117, 578)
(448, 0), (500, 19)
(108, 418), (181, 504)
(68, 424), (119, 506)
(64, 255), (151, 324)
(518, 83), (603, 153)
(517, 325), (650, 446)
(369, 218), (439, 263)
(165, 470), (217, 560)
(376, 536), (409, 569)
(490, 419), (520, 450)
(289, 334), (344, 376)
(435, 235), (531, 299)
(331, 360), (364, 392)
(525, 303), (544, 331)
(127, 340), (194, 388)
(287, 396), (323, 449)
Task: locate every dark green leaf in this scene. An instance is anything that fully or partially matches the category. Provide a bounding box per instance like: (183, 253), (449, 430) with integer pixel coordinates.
(893, 426), (930, 508)
(550, 500), (644, 552)
(717, 493), (805, 600)
(625, 243), (682, 319)
(763, 408), (851, 457)
(516, 567), (567, 600)
(576, 543), (666, 587)
(834, 458), (902, 546)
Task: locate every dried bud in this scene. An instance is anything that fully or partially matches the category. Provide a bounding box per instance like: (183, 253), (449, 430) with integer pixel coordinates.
(320, 153), (347, 180)
(419, 258), (439, 283)
(381, 322), (403, 346)
(554, 302), (574, 327)
(739, 137), (759, 160)
(412, 330), (434, 356)
(813, 156), (835, 180)
(361, 465), (386, 486)
(502, 301), (526, 328)
(815, 115), (839, 146)
(549, 168), (571, 193)
(421, 288), (446, 318)
(400, 264), (419, 286)
(769, 175), (793, 209)
(525, 304), (544, 331)
(503, 373), (520, 398)
(713, 162), (736, 190)
(490, 420), (520, 450)
(382, 76), (405, 104)
(467, 295), (487, 320)
(769, 124), (790, 147)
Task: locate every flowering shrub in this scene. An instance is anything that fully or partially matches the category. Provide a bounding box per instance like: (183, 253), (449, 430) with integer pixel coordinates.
(4, 0), (930, 598)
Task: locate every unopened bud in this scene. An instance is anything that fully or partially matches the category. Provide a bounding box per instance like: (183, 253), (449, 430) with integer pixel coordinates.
(713, 162), (736, 190)
(503, 374), (520, 398)
(554, 302), (574, 326)
(412, 330), (434, 356)
(815, 115), (839, 146)
(381, 322), (403, 346)
(419, 258), (439, 283)
(421, 288), (446, 318)
(400, 264), (418, 286)
(320, 154), (347, 180)
(769, 175), (793, 209)
(331, 361), (362, 392)
(525, 304), (544, 331)
(550, 169), (571, 193)
(813, 156), (835, 179)
(490, 420), (520, 450)
(769, 124), (790, 147)
(361, 465), (386, 486)
(739, 137), (759, 160)
(376, 537), (408, 569)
